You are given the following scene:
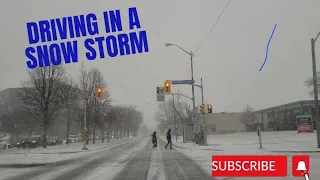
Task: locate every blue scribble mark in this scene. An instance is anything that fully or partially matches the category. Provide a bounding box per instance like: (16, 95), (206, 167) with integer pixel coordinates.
(259, 24), (277, 72)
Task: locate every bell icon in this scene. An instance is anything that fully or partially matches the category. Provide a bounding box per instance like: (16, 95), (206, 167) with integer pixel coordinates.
(296, 161), (307, 171)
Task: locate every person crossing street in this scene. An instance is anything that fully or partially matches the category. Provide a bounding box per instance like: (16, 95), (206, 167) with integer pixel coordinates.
(151, 131), (157, 149)
(165, 128), (172, 149)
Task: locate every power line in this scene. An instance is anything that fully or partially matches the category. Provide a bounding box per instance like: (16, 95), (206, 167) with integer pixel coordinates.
(193, 0), (231, 54)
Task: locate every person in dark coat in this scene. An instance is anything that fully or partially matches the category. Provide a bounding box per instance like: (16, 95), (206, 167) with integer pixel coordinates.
(165, 128), (172, 149)
(151, 131), (157, 149)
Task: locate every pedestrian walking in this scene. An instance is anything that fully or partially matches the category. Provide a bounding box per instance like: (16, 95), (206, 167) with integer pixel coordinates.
(151, 131), (157, 149)
(165, 128), (172, 149)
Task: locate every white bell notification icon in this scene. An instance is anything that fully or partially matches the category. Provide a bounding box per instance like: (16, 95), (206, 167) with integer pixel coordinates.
(296, 161), (310, 180)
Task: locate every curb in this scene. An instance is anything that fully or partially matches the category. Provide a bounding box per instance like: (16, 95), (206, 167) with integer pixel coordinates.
(271, 150), (320, 153)
(6, 138), (135, 155)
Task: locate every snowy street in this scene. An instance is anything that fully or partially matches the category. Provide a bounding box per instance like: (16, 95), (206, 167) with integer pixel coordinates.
(2, 132), (320, 179)
(0, 136), (211, 180)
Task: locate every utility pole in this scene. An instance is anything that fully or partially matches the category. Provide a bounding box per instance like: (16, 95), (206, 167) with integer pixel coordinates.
(190, 52), (197, 133)
(311, 36), (320, 148)
(190, 51), (196, 117)
(172, 94), (178, 142)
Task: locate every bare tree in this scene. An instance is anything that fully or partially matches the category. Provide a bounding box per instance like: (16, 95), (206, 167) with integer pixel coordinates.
(305, 72), (320, 97)
(61, 78), (80, 145)
(130, 108), (143, 136)
(99, 102), (112, 143)
(241, 104), (257, 132)
(88, 68), (111, 144)
(78, 65), (111, 144)
(107, 105), (124, 140)
(20, 66), (67, 147)
(156, 94), (192, 134)
(105, 104), (144, 139)
(0, 104), (33, 136)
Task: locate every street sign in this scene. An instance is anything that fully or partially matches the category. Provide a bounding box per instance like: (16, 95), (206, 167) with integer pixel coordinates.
(200, 104), (207, 113)
(171, 80), (194, 85)
(296, 115), (313, 133)
(157, 87), (165, 102)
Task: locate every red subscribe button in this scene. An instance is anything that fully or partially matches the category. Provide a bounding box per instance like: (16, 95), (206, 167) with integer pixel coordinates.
(212, 155), (287, 177)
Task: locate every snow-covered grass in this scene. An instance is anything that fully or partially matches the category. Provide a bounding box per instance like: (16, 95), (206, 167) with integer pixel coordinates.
(0, 137), (136, 165)
(170, 131), (319, 153)
(165, 131), (320, 180)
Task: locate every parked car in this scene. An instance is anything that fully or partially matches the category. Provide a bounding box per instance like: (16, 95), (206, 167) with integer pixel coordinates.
(76, 134), (82, 142)
(57, 138), (63, 145)
(47, 136), (60, 146)
(68, 135), (77, 143)
(0, 139), (7, 150)
(21, 136), (41, 149)
(16, 136), (27, 148)
(0, 134), (18, 149)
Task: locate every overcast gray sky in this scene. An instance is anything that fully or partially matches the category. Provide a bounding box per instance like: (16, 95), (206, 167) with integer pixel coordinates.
(1, 0), (320, 128)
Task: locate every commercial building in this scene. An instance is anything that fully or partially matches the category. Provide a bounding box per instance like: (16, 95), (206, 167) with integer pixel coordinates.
(197, 112), (245, 134)
(254, 100), (319, 131)
(197, 100), (319, 134)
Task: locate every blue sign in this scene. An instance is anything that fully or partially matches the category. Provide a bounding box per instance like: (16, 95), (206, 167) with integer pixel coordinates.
(171, 80), (194, 85)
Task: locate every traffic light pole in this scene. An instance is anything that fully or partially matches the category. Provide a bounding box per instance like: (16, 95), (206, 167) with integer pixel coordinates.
(311, 31), (320, 148)
(82, 96), (88, 150)
(194, 79), (207, 145)
(172, 94), (178, 142)
(200, 78), (207, 145)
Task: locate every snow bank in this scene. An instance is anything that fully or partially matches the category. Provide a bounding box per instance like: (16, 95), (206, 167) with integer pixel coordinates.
(0, 137), (136, 165)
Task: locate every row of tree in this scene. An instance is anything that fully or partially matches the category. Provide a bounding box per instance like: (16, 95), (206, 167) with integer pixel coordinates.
(0, 65), (144, 147)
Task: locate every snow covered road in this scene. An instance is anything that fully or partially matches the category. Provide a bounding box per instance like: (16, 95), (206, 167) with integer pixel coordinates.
(5, 131), (319, 180)
(0, 137), (212, 180)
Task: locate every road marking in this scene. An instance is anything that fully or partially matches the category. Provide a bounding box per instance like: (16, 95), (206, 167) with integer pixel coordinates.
(147, 147), (166, 180)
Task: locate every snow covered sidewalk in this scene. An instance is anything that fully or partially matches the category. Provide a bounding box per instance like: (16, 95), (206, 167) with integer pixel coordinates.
(0, 137), (137, 166)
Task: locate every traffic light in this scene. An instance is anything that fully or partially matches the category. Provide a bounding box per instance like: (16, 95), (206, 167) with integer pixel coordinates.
(164, 80), (172, 95)
(208, 104), (212, 113)
(96, 87), (104, 100)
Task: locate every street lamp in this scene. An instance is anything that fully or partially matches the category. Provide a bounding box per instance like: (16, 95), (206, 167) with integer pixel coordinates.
(311, 30), (320, 148)
(165, 43), (196, 124)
